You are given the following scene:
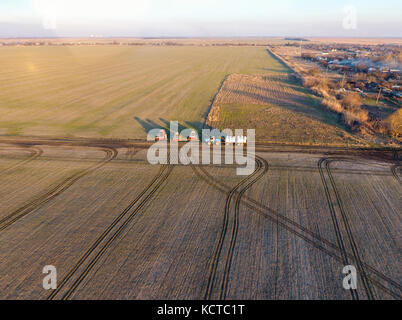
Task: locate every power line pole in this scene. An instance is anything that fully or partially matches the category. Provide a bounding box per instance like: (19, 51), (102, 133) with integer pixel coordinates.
(300, 40), (302, 57)
(341, 72), (346, 89)
(376, 88), (382, 105)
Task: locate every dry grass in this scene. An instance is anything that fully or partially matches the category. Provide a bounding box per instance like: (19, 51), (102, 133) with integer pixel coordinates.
(207, 65), (365, 146)
(322, 97), (343, 113)
(342, 110), (364, 126)
(213, 74), (308, 106)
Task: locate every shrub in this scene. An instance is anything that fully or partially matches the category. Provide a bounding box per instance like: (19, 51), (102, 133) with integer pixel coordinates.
(386, 109), (402, 137)
(302, 76), (319, 88)
(303, 74), (332, 98)
(307, 67), (321, 77)
(342, 111), (359, 126)
(341, 92), (363, 111)
(342, 109), (369, 126)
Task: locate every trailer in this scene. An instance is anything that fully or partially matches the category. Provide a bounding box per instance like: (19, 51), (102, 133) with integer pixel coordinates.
(187, 130), (199, 141)
(225, 136), (236, 144)
(236, 135), (247, 145)
(224, 135), (247, 145)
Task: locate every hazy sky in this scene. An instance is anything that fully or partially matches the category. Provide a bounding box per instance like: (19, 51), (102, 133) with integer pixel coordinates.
(0, 0), (401, 37)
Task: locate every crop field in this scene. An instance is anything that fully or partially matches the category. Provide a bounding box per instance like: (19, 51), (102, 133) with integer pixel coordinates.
(207, 69), (364, 145)
(0, 142), (400, 300)
(0, 46), (277, 139)
(0, 45), (369, 146)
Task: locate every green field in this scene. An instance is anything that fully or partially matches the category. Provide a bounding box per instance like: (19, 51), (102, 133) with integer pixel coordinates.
(0, 46), (279, 139)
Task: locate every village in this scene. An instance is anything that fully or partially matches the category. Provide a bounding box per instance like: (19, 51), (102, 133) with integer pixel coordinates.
(296, 42), (402, 102)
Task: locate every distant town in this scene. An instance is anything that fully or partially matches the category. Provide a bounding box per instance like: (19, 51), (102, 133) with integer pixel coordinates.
(296, 42), (402, 101)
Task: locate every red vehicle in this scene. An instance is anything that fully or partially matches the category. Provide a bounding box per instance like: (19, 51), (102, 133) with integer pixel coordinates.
(187, 130), (199, 141)
(155, 129), (168, 141)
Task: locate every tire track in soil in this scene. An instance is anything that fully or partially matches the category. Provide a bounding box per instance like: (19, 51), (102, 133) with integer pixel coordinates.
(220, 156), (269, 300)
(323, 158), (376, 299)
(192, 157), (401, 299)
(0, 147), (118, 232)
(0, 145), (43, 174)
(391, 165), (401, 185)
(318, 158), (359, 300)
(48, 162), (173, 300)
(202, 156), (267, 300)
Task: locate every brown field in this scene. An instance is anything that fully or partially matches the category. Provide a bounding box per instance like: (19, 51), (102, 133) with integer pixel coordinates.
(0, 141), (400, 300)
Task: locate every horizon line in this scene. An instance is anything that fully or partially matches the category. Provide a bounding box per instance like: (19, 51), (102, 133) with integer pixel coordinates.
(1, 36), (402, 40)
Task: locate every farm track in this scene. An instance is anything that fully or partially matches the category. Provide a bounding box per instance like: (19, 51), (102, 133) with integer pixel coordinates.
(1, 136), (400, 154)
(220, 156), (269, 300)
(0, 147), (118, 232)
(192, 158), (402, 299)
(318, 158), (390, 300)
(391, 164), (401, 185)
(318, 158), (359, 300)
(202, 155), (267, 300)
(206, 164), (393, 177)
(48, 161), (173, 300)
(321, 157), (402, 298)
(2, 151), (395, 178)
(0, 145), (43, 174)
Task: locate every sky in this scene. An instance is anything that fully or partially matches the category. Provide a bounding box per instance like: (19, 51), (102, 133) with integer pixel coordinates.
(0, 0), (401, 38)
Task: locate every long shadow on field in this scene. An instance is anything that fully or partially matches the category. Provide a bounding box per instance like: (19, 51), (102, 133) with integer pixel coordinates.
(135, 117), (201, 139)
(231, 49), (354, 134)
(159, 118), (203, 138)
(227, 87), (347, 132)
(134, 117), (169, 136)
(159, 118), (188, 135)
(184, 121), (204, 132)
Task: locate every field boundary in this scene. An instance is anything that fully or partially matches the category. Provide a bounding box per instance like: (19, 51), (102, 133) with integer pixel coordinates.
(267, 47), (302, 78)
(203, 74), (230, 130)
